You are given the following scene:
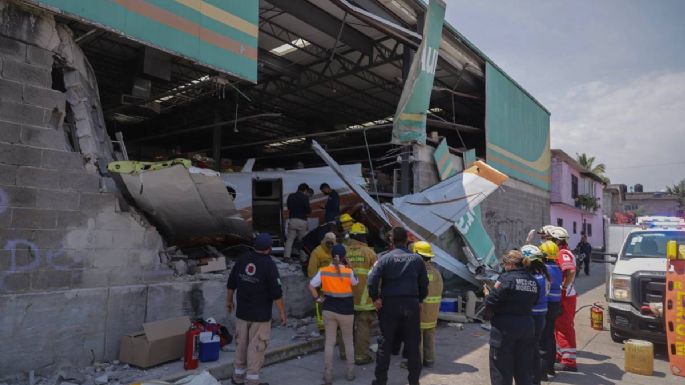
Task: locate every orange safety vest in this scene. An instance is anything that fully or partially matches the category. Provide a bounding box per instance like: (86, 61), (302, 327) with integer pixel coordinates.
(320, 265), (354, 298)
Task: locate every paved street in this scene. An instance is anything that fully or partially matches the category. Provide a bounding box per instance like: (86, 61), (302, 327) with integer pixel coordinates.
(255, 262), (680, 385)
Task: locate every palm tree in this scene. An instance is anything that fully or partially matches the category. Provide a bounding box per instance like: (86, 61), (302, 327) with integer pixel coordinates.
(576, 153), (609, 182)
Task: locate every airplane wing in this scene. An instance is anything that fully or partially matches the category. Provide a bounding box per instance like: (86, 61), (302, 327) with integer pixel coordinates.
(392, 161), (507, 266)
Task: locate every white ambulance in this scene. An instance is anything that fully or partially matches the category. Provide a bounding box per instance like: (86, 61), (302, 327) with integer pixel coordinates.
(607, 216), (685, 343)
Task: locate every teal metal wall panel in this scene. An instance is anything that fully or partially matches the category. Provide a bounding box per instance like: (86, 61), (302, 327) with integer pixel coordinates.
(32, 0), (258, 83)
(485, 62), (550, 190)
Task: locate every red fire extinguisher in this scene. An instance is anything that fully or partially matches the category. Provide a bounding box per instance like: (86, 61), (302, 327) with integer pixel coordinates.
(184, 324), (201, 370)
(591, 303), (604, 331)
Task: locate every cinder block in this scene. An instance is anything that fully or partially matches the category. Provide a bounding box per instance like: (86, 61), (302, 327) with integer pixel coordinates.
(56, 210), (89, 230)
(0, 100), (47, 126)
(20, 126), (67, 150)
(60, 171), (100, 192)
(111, 230), (145, 248)
(31, 229), (69, 249)
(0, 120), (21, 144)
(1, 58), (51, 87)
(41, 149), (83, 170)
(0, 143), (42, 167)
(0, 184), (37, 208)
(11, 207), (57, 229)
(35, 188), (79, 210)
(0, 272), (30, 293)
(25, 45), (54, 67)
(91, 249), (129, 268)
(96, 211), (135, 231)
(30, 270), (72, 291)
(93, 231), (113, 249)
(64, 229), (95, 250)
(0, 34), (27, 60)
(0, 78), (23, 103)
(16, 166), (61, 188)
(23, 85), (66, 111)
(0, 164), (17, 185)
(79, 192), (115, 212)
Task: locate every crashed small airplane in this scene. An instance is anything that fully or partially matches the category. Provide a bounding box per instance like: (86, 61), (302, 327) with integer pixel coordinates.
(108, 140), (507, 286)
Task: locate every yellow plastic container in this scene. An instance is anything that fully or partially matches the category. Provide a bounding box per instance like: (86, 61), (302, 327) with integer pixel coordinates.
(624, 339), (654, 376)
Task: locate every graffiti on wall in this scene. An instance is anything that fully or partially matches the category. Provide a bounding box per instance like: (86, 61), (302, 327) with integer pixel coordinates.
(0, 187), (82, 292)
(484, 209), (531, 257)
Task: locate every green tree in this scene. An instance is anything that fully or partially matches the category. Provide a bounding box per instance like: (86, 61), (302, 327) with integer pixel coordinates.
(665, 180), (684, 195)
(576, 153), (609, 183)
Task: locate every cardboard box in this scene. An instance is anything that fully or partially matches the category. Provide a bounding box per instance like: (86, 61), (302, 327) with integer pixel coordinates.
(194, 256), (226, 273)
(119, 316), (191, 368)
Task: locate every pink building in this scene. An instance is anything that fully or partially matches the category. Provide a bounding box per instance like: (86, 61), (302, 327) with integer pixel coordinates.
(550, 150), (606, 250)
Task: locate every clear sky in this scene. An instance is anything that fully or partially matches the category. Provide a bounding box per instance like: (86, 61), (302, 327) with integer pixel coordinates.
(445, 0), (685, 191)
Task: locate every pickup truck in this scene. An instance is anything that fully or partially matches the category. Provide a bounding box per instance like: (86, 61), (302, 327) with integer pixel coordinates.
(607, 216), (685, 343)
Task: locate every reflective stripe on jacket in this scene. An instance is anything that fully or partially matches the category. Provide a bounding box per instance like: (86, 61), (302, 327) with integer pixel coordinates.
(420, 263), (443, 330)
(346, 240), (377, 311)
(320, 265), (354, 298)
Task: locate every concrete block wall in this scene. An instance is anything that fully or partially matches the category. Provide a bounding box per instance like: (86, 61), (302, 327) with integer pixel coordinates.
(481, 178), (550, 258)
(0, 1), (176, 375)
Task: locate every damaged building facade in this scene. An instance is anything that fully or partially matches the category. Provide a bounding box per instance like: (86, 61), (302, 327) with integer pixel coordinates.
(1, 0), (550, 375)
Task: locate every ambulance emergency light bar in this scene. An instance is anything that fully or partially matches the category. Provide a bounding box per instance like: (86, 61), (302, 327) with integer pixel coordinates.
(637, 216), (685, 229)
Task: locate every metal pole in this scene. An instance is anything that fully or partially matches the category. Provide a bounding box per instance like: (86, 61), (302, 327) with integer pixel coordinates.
(212, 110), (222, 171)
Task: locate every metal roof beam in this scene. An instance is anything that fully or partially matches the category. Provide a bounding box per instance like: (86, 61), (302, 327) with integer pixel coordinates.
(266, 0), (374, 58)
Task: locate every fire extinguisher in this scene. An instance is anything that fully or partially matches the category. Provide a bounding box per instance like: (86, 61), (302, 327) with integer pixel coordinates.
(184, 324), (201, 370)
(591, 302), (604, 331)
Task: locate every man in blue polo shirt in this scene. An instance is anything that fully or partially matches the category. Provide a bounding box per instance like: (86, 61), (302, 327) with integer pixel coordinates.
(227, 233), (286, 385)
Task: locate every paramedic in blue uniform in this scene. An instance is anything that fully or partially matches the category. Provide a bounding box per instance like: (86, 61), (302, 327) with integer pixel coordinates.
(538, 240), (563, 379)
(367, 227), (428, 385)
(520, 245), (551, 385)
(483, 249), (539, 385)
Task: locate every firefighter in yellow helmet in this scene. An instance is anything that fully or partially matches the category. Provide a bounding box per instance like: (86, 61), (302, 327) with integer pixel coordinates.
(345, 222), (378, 365)
(340, 213), (355, 233)
(402, 241), (443, 368)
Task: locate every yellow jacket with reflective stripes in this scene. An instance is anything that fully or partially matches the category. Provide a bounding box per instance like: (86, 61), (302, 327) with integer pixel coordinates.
(308, 244), (333, 278)
(420, 262), (443, 330)
(345, 239), (377, 311)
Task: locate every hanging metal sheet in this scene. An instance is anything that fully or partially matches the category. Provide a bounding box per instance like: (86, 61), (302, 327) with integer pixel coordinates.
(391, 0), (446, 144)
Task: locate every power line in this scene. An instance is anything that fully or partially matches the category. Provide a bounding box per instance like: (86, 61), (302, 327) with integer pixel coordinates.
(609, 161), (685, 170)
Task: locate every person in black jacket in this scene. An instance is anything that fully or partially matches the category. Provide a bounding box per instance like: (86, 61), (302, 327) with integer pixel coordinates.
(484, 249), (539, 385)
(227, 233), (286, 385)
(367, 227), (428, 385)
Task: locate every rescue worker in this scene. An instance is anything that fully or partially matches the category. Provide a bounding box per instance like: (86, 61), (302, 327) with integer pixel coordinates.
(320, 183), (340, 224)
(345, 223), (378, 365)
(483, 249), (539, 385)
(401, 241), (443, 369)
(227, 233), (286, 385)
(538, 240), (562, 380)
(536, 225), (556, 241)
(550, 226), (578, 372)
(284, 183), (311, 262)
(340, 213), (355, 234)
(368, 227), (428, 385)
(308, 244), (357, 384)
(308, 232), (337, 331)
(521, 245), (551, 385)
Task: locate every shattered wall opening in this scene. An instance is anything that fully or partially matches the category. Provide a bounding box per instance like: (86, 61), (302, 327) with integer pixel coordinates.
(0, 1), (312, 376)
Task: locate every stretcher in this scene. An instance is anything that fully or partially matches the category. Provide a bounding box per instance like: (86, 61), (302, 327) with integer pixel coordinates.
(666, 240), (685, 377)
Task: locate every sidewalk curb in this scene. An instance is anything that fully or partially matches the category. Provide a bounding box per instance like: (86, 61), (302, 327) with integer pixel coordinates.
(160, 337), (325, 382)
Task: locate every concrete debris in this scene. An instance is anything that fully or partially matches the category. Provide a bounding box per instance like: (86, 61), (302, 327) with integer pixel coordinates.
(93, 374), (108, 385)
(56, 367), (85, 384)
(438, 312), (469, 323)
(170, 260), (188, 275)
(447, 322), (465, 330)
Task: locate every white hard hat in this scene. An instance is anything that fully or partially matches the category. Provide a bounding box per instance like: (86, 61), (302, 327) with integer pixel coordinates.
(205, 317), (217, 324)
(521, 244), (544, 260)
(549, 227), (569, 241)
